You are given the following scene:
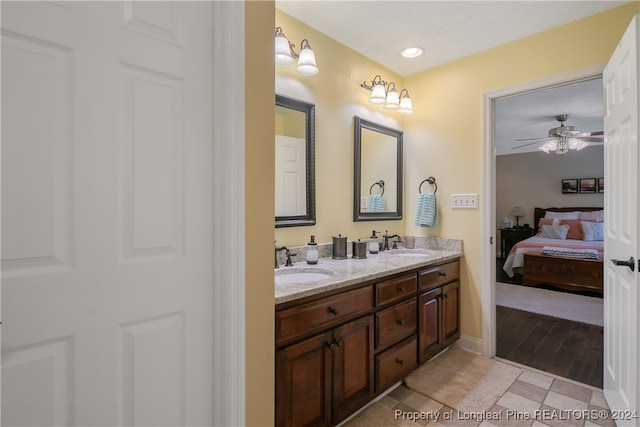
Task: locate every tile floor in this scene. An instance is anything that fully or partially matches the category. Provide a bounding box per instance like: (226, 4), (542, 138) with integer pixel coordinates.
(366, 362), (614, 427)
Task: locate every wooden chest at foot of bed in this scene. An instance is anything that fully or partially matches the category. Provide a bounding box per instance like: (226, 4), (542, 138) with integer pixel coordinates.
(523, 253), (603, 295)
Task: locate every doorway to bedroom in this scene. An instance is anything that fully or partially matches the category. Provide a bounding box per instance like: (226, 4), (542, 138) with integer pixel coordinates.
(493, 76), (605, 388)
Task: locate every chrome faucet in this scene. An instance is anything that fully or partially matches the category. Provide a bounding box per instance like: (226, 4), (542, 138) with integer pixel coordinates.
(383, 231), (401, 251)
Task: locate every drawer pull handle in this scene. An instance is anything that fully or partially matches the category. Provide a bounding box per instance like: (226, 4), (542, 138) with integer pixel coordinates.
(395, 358), (404, 366)
(396, 286), (404, 293)
(396, 319), (405, 325)
(327, 306), (339, 316)
(336, 339), (344, 347)
(438, 272), (447, 277)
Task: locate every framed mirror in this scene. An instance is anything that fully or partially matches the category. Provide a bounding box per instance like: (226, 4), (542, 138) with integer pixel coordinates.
(275, 94), (316, 228)
(353, 116), (403, 221)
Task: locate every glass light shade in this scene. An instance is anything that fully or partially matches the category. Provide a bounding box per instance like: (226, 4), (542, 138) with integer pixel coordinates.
(384, 88), (400, 109)
(538, 145), (550, 153)
(369, 83), (387, 104)
(568, 138), (581, 149)
(296, 46), (318, 75)
(275, 35), (294, 65)
(398, 94), (413, 114)
(547, 139), (558, 150)
(576, 140), (589, 151)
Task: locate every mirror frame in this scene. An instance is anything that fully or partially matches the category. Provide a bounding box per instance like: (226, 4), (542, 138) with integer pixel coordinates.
(353, 116), (403, 222)
(275, 94), (316, 228)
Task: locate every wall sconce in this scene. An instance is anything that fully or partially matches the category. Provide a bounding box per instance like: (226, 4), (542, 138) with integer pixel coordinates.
(360, 75), (413, 114)
(274, 27), (319, 76)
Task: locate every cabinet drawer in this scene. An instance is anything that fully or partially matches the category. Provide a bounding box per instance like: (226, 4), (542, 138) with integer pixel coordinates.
(375, 273), (417, 306)
(375, 335), (417, 393)
(375, 298), (416, 350)
(276, 286), (373, 345)
(419, 260), (459, 290)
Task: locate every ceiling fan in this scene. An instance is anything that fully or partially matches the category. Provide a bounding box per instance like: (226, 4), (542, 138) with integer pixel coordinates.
(513, 114), (604, 154)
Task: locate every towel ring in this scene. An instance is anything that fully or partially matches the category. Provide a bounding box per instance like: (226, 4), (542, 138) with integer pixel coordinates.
(369, 180), (385, 196)
(419, 176), (437, 194)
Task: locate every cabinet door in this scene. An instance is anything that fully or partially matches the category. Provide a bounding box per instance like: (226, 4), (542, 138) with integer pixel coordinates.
(276, 332), (332, 427)
(442, 281), (460, 347)
(418, 288), (442, 364)
(331, 316), (374, 424)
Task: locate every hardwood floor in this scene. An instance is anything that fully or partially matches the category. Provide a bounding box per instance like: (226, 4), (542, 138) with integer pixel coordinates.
(496, 305), (603, 388)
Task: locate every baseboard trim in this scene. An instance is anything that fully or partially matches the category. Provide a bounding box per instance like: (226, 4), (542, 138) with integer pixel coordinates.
(456, 335), (483, 355)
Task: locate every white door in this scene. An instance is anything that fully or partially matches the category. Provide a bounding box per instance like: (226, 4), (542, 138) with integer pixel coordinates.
(603, 14), (639, 423)
(1, 2), (213, 425)
(275, 135), (307, 216)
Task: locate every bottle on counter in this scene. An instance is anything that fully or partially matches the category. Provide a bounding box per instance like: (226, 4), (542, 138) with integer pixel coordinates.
(368, 230), (379, 254)
(306, 235), (318, 264)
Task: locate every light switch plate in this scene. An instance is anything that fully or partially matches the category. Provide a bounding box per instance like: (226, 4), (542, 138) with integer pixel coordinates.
(361, 196), (369, 210)
(451, 193), (478, 209)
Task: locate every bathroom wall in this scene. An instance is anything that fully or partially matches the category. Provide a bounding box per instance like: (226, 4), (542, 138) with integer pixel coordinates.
(274, 10), (407, 248)
(403, 2), (639, 340)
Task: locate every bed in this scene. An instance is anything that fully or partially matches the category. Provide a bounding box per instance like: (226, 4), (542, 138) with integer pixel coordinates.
(502, 207), (604, 295)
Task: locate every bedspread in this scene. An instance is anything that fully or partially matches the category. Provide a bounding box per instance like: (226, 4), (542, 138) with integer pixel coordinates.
(502, 236), (604, 277)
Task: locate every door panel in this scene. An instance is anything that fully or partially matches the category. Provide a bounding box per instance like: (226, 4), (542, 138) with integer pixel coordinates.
(603, 14), (639, 422)
(1, 2), (214, 425)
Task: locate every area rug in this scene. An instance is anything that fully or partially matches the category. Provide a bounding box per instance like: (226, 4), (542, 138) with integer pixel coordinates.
(404, 347), (521, 413)
(496, 282), (603, 326)
(343, 402), (420, 427)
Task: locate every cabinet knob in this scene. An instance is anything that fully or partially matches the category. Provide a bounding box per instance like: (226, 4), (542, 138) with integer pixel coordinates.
(336, 339), (344, 347)
(396, 286), (404, 293)
(327, 342), (335, 350)
(327, 306), (339, 316)
(443, 293), (449, 299)
(396, 319), (405, 325)
(395, 358), (404, 366)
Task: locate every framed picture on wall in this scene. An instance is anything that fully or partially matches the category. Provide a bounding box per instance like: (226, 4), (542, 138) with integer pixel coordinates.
(579, 178), (596, 194)
(598, 177), (604, 193)
(562, 179), (578, 194)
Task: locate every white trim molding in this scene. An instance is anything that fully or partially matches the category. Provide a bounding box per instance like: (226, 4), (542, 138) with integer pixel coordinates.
(212, 2), (246, 426)
(481, 64), (606, 358)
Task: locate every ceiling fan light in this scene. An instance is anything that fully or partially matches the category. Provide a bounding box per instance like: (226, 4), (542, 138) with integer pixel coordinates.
(556, 147), (569, 155)
(576, 140), (589, 151)
(547, 139), (557, 150)
(568, 138), (582, 150)
(538, 144), (550, 154)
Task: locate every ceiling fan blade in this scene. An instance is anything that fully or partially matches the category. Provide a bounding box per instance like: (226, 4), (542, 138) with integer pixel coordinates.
(579, 136), (604, 142)
(514, 136), (547, 142)
(512, 140), (545, 149)
(577, 131), (604, 137)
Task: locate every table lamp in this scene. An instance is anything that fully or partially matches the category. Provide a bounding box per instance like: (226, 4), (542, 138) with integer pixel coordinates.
(511, 206), (525, 228)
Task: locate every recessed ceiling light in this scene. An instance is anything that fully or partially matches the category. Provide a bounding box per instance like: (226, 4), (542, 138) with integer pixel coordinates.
(401, 47), (424, 58)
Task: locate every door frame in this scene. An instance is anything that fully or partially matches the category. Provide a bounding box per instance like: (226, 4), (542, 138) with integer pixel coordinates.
(212, 1), (246, 425)
(480, 64), (606, 357)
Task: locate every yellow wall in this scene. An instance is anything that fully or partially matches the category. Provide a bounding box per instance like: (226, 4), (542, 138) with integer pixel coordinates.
(274, 10), (408, 248)
(246, 2), (275, 425)
(404, 3), (639, 340)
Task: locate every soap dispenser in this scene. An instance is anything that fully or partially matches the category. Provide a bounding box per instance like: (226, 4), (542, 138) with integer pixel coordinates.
(306, 235), (318, 265)
(368, 230), (379, 254)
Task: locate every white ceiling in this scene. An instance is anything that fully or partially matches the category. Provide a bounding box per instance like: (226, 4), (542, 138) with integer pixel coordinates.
(276, 0), (620, 156)
(276, 1), (629, 77)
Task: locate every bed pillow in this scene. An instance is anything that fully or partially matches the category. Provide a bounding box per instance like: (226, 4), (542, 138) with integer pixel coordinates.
(544, 211), (580, 220)
(559, 219), (587, 240)
(579, 210), (604, 222)
(582, 221), (605, 241)
(540, 224), (570, 239)
(536, 218), (558, 235)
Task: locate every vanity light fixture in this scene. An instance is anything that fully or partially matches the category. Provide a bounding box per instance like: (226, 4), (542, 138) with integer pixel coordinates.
(274, 27), (319, 76)
(360, 75), (413, 114)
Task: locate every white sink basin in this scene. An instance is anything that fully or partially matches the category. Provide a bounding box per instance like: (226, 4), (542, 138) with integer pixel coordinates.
(275, 267), (334, 284)
(389, 249), (432, 257)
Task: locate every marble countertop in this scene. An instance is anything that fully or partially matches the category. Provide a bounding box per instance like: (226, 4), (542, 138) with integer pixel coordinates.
(275, 248), (463, 305)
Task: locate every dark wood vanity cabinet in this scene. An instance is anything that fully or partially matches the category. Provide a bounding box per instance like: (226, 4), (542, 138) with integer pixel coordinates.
(418, 261), (460, 364)
(275, 258), (460, 427)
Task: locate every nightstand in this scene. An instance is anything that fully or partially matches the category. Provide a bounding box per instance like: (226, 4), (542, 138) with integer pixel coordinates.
(500, 228), (535, 259)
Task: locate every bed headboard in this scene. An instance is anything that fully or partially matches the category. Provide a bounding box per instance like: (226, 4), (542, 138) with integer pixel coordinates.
(533, 207), (604, 235)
